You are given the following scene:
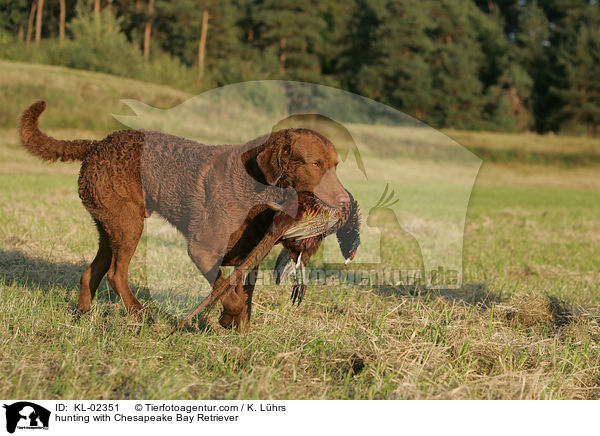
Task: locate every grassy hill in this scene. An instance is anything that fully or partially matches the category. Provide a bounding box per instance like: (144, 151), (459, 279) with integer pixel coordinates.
(2, 60), (599, 167)
(0, 60), (188, 131)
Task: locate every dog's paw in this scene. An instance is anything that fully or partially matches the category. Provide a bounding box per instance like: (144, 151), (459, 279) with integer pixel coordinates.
(219, 310), (250, 332)
(127, 306), (155, 325)
(219, 311), (236, 329)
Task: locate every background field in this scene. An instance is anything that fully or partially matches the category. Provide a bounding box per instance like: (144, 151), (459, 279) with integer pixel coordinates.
(1, 62), (599, 400)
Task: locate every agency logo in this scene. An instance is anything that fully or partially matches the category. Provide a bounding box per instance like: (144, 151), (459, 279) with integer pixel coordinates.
(2, 402), (50, 434)
(113, 81), (481, 316)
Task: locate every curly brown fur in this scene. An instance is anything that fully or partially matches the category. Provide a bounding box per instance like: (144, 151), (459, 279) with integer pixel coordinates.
(19, 100), (350, 332)
(19, 101), (98, 162)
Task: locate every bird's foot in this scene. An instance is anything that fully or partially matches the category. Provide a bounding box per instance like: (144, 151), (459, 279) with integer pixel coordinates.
(290, 283), (307, 306)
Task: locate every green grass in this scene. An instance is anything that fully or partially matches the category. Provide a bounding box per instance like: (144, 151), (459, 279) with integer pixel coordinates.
(445, 129), (600, 167)
(2, 126), (599, 400)
(1, 61), (600, 399)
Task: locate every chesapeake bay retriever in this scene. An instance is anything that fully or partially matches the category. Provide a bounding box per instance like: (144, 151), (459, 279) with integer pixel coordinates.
(19, 100), (350, 331)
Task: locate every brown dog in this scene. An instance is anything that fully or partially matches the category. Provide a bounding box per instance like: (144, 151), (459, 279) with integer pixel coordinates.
(19, 100), (350, 331)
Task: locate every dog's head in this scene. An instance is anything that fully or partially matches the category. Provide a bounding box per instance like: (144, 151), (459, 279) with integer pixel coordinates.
(253, 128), (350, 208)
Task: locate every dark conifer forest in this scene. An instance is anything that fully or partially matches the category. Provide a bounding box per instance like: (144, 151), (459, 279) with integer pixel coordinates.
(1, 0), (598, 133)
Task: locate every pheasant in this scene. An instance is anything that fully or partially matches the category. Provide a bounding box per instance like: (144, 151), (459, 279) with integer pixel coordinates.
(172, 190), (360, 333)
(274, 190), (361, 305)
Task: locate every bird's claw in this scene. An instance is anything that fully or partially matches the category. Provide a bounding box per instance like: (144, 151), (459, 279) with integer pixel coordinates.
(290, 284), (307, 306)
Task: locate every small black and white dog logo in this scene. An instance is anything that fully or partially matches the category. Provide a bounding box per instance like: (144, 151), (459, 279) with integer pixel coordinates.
(3, 402), (50, 433)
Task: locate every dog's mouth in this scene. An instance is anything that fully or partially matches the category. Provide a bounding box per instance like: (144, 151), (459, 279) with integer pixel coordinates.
(300, 191), (340, 211)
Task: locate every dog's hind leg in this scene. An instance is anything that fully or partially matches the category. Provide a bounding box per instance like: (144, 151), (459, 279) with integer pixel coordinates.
(78, 220), (112, 313)
(104, 203), (145, 315)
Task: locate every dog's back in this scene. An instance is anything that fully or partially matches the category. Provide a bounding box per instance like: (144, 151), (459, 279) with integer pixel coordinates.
(20, 101), (233, 233)
(18, 100), (352, 331)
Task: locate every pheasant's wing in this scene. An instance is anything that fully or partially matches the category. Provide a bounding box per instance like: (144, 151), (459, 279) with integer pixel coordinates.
(283, 209), (339, 240)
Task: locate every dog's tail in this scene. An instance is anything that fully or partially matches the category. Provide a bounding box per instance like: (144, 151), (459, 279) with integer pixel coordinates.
(19, 100), (98, 162)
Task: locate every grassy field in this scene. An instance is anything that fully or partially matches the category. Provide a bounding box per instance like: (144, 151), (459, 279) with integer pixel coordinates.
(1, 62), (600, 400)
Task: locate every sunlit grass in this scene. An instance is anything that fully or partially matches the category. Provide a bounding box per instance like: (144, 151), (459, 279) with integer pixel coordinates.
(1, 120), (600, 399)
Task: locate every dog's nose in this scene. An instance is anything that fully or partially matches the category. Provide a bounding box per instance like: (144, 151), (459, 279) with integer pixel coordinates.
(336, 192), (350, 206)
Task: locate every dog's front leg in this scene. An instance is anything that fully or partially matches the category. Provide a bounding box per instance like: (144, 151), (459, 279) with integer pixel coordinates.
(185, 240), (229, 323)
(187, 234), (256, 331)
(219, 267), (258, 332)
(174, 214), (295, 334)
(187, 241), (224, 286)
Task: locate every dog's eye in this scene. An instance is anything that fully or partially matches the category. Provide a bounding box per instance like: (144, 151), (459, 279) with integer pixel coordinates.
(312, 162), (320, 168)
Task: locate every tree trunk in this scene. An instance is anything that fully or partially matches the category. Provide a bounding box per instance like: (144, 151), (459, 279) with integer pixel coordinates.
(107, 0), (113, 32)
(17, 24), (23, 41)
(26, 2), (36, 43)
(94, 0), (100, 38)
(198, 9), (209, 79)
(143, 0), (154, 60)
(59, 0), (65, 45)
(279, 36), (287, 74)
(35, 0), (44, 45)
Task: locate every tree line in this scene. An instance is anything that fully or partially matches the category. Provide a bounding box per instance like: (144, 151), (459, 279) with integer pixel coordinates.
(0, 0), (598, 134)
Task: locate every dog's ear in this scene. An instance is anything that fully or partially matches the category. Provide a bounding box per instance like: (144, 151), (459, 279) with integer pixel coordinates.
(256, 131), (291, 185)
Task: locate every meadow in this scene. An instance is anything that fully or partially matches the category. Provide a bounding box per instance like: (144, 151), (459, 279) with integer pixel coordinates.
(1, 62), (599, 399)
